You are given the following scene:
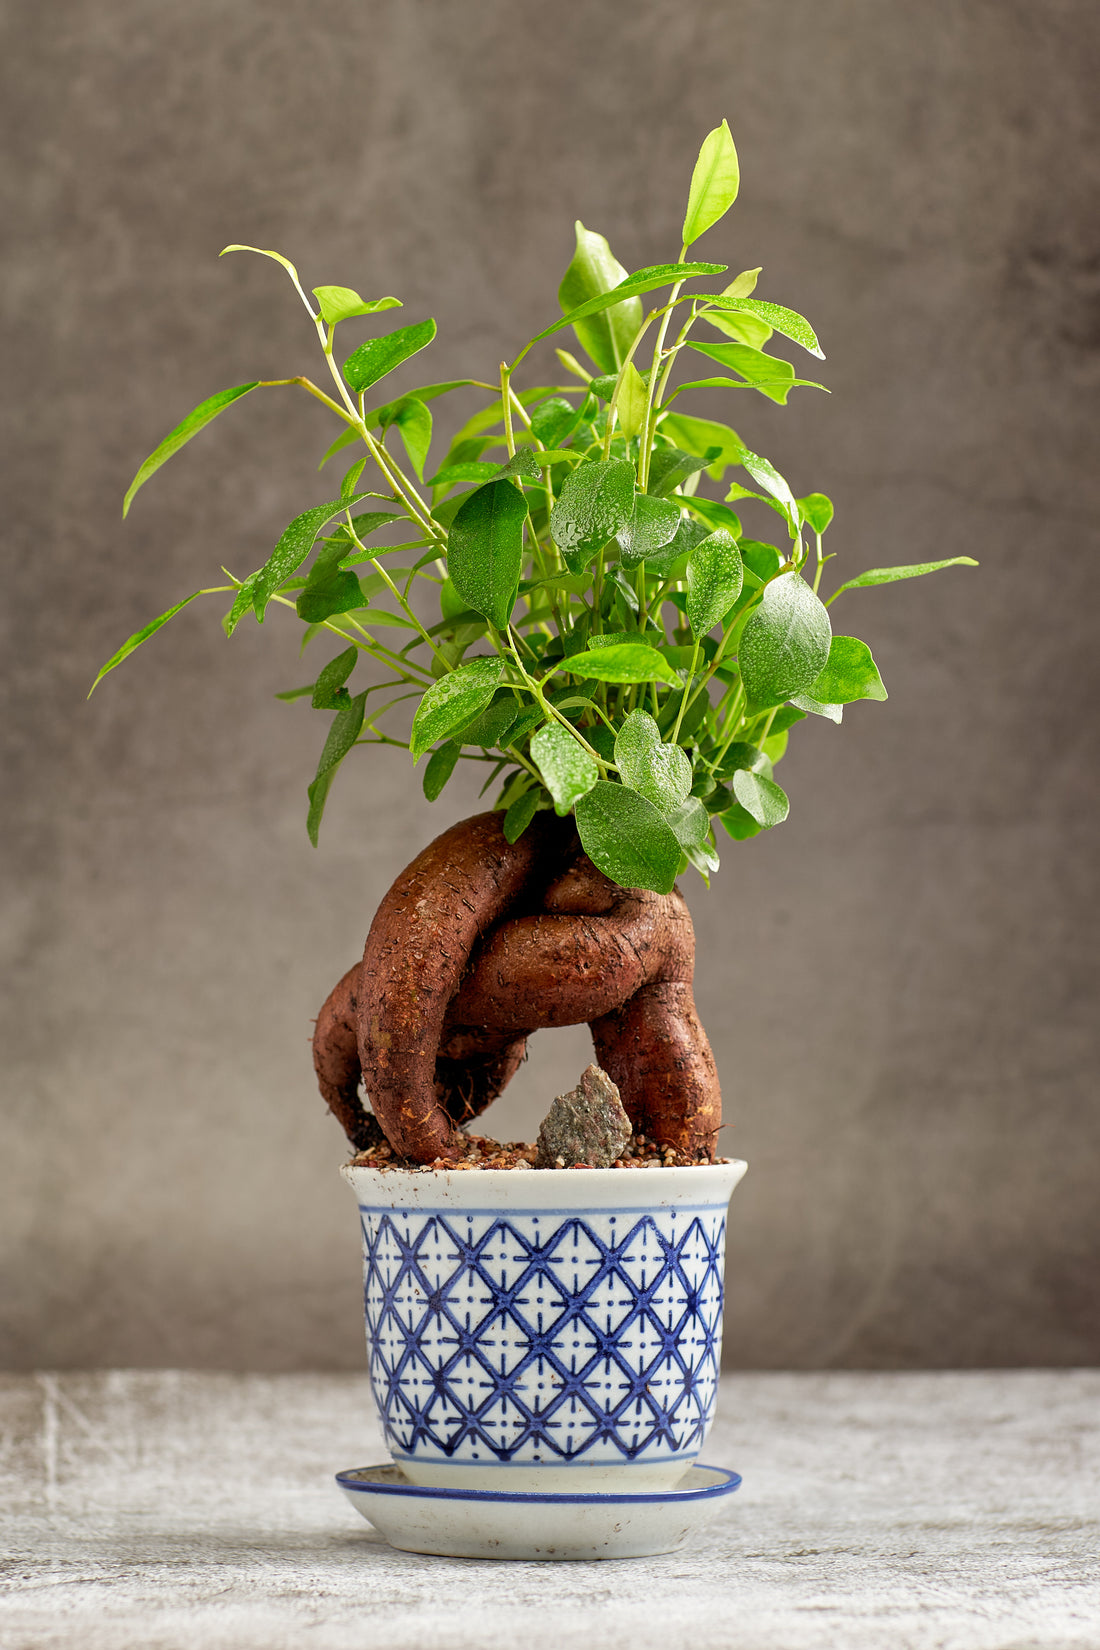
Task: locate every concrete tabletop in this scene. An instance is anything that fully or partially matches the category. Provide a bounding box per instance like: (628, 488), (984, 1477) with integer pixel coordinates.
(1, 1370), (1097, 1650)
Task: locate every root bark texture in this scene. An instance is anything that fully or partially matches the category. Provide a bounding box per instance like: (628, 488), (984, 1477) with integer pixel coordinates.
(312, 811), (721, 1163)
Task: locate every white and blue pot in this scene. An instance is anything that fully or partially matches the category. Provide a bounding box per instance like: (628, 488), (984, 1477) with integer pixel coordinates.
(342, 1159), (747, 1494)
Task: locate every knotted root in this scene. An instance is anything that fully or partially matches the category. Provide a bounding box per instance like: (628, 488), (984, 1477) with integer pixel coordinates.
(312, 810), (721, 1163)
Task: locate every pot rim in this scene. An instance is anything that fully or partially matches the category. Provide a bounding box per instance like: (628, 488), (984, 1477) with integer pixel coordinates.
(341, 1156), (747, 1209)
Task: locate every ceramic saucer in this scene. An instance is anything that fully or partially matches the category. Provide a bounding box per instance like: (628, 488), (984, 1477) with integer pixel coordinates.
(335, 1462), (742, 1561)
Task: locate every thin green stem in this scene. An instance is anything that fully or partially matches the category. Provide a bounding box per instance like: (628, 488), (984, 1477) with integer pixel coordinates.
(502, 625), (609, 772)
(670, 640), (700, 743)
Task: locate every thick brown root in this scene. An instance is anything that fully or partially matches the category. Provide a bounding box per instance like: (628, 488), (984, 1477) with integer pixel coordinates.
(312, 810), (722, 1163)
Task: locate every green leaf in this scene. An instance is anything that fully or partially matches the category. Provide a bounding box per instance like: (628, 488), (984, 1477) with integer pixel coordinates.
(306, 689), (367, 845)
(312, 647), (357, 709)
(530, 396), (586, 449)
(456, 691), (521, 748)
(222, 572), (262, 637)
(806, 636), (888, 703)
(574, 782), (683, 894)
(566, 643), (680, 688)
(789, 693), (843, 723)
(665, 795), (718, 872)
(89, 592), (202, 694)
(714, 297), (824, 359)
(423, 740), (461, 801)
(447, 478), (529, 630)
(738, 538), (783, 582)
(537, 258), (726, 359)
(122, 383), (259, 516)
(683, 496), (743, 539)
(312, 286), (401, 324)
(296, 569), (366, 623)
(713, 742), (771, 780)
(318, 424), (362, 470)
(409, 656), (504, 759)
(647, 446), (716, 496)
(254, 494), (367, 616)
(386, 396), (432, 481)
(721, 268), (762, 300)
(739, 572), (832, 710)
(616, 493), (682, 566)
(732, 769), (789, 828)
(682, 120), (740, 247)
(702, 309), (774, 349)
(735, 446), (803, 534)
(686, 340), (800, 405)
(717, 801), (762, 841)
(549, 458), (635, 572)
(503, 786), (544, 842)
(531, 722), (599, 815)
(340, 458), (367, 502)
(343, 318), (437, 395)
(686, 529), (743, 637)
(557, 223), (644, 374)
(616, 361), (649, 440)
(614, 710), (692, 812)
(828, 557), (979, 602)
(797, 493), (834, 534)
(658, 412), (744, 479)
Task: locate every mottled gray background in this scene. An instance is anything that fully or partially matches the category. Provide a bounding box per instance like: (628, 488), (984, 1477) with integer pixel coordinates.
(3, 0), (1098, 1372)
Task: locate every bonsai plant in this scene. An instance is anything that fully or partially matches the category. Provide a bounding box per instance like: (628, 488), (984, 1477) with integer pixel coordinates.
(97, 123), (975, 1554)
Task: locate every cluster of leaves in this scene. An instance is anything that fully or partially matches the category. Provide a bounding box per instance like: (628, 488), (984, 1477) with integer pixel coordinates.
(98, 122), (975, 895)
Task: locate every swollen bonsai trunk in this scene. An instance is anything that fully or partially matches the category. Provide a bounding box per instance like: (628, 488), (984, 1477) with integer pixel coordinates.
(313, 810), (721, 1164)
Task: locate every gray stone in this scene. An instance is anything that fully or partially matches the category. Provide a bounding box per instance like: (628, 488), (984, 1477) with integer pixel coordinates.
(536, 1064), (632, 1168)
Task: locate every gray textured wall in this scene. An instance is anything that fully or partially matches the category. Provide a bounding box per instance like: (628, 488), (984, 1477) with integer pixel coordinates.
(3, 0), (1098, 1372)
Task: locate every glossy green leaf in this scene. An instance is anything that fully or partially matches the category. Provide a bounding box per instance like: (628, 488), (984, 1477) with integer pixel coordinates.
(684, 496), (743, 539)
(557, 224), (644, 373)
(807, 636), (888, 703)
(658, 412), (744, 479)
(797, 492), (834, 534)
(713, 742), (771, 781)
(721, 268), (761, 300)
(687, 340), (799, 405)
(296, 569), (366, 622)
(409, 656), (504, 759)
(340, 458), (367, 502)
(617, 493), (682, 567)
(686, 529), (743, 637)
(222, 572), (262, 637)
(549, 458), (635, 572)
(306, 689), (367, 845)
(614, 710), (692, 812)
(122, 383), (259, 516)
(732, 769), (789, 828)
(666, 795), (718, 871)
(531, 722), (599, 815)
(702, 309), (773, 349)
(430, 460), (500, 488)
(386, 396), (432, 481)
(343, 318), (437, 395)
(422, 741), (460, 801)
(647, 446), (716, 497)
(828, 557), (979, 602)
(367, 380), (482, 429)
(714, 297), (824, 359)
(682, 120), (740, 247)
(530, 396), (586, 449)
(616, 361), (649, 440)
(457, 691), (521, 749)
(717, 801), (762, 841)
(89, 592), (202, 694)
(739, 572), (832, 710)
(536, 258), (726, 359)
(735, 446), (803, 533)
(574, 782), (683, 894)
(789, 692), (843, 722)
(313, 286), (402, 325)
(447, 478), (529, 630)
(503, 786), (544, 842)
(738, 538), (783, 583)
(311, 647), (357, 709)
(254, 494), (367, 616)
(566, 642), (680, 688)
(318, 424), (363, 470)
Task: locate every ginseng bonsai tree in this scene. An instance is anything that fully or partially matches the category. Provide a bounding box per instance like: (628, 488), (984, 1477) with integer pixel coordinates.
(97, 122), (975, 1167)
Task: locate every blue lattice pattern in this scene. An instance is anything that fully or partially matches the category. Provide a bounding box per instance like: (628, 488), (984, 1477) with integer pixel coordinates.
(358, 1205), (727, 1467)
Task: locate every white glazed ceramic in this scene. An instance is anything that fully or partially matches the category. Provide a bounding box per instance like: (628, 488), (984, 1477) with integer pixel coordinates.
(342, 1159), (746, 1493)
(336, 1461), (742, 1561)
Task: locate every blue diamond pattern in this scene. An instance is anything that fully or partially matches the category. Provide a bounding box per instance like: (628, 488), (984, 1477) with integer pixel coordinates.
(358, 1204), (727, 1467)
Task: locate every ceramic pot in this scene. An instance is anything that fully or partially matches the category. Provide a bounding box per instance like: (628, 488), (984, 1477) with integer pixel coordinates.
(342, 1159), (747, 1493)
